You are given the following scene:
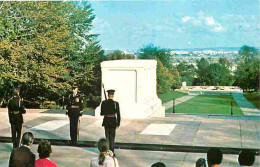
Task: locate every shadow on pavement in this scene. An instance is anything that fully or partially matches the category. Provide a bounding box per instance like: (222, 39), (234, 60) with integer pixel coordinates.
(41, 109), (95, 116)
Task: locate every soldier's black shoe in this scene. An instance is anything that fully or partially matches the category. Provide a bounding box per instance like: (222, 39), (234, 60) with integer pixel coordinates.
(68, 141), (76, 146)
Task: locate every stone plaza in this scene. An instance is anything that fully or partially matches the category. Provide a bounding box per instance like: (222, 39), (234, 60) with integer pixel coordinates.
(0, 107), (259, 166)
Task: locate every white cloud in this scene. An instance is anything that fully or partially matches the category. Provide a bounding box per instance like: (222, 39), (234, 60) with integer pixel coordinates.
(211, 23), (226, 32)
(182, 12), (226, 32)
(192, 19), (202, 26)
(205, 17), (215, 26)
(182, 16), (191, 23)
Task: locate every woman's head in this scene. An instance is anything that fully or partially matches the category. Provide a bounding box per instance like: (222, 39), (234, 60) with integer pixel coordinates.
(37, 140), (52, 159)
(196, 158), (207, 167)
(98, 138), (110, 165)
(98, 138), (109, 153)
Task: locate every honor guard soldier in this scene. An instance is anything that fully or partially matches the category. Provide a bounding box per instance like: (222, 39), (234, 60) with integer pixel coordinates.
(66, 86), (83, 145)
(8, 88), (26, 148)
(101, 89), (121, 154)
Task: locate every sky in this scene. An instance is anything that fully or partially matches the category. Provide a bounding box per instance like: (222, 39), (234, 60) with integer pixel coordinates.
(89, 0), (259, 50)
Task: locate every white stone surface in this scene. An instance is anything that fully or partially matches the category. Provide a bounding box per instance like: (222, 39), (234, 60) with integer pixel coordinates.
(30, 120), (68, 131)
(95, 60), (165, 119)
(140, 124), (177, 135)
(181, 81), (187, 90)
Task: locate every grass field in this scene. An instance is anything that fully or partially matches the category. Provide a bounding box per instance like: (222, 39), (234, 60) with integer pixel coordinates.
(166, 95), (243, 115)
(244, 92), (260, 109)
(159, 91), (188, 103)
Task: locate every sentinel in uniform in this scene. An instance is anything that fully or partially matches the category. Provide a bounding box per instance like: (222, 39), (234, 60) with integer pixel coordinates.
(8, 88), (26, 148)
(101, 89), (121, 153)
(66, 86), (83, 145)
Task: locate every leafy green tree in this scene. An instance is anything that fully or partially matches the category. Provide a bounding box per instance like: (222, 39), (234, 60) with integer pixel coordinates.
(176, 61), (196, 86)
(157, 61), (173, 93)
(234, 45), (259, 91)
(169, 67), (182, 89)
(138, 44), (181, 93)
(207, 63), (222, 86)
(105, 50), (135, 60)
(195, 57), (233, 86)
(0, 2), (103, 105)
(195, 58), (210, 85)
(218, 58), (233, 85)
(138, 44), (173, 68)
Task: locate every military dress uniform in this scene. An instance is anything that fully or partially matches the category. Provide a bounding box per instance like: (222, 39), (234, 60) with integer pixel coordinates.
(8, 96), (26, 148)
(101, 96), (121, 153)
(66, 93), (83, 144)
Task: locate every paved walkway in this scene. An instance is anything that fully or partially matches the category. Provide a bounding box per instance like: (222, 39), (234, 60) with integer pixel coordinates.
(232, 94), (260, 116)
(0, 108), (259, 148)
(163, 95), (197, 110)
(0, 108), (259, 166)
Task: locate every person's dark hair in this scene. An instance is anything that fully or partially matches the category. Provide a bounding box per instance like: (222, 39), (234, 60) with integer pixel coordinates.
(151, 162), (166, 167)
(37, 140), (52, 159)
(238, 149), (255, 166)
(196, 158), (207, 167)
(98, 138), (109, 165)
(21, 132), (34, 146)
(207, 148), (223, 166)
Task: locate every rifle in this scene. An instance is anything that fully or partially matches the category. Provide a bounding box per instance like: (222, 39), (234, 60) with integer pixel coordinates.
(102, 83), (107, 100)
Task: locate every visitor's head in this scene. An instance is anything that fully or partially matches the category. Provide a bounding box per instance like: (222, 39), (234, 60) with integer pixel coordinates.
(21, 132), (34, 146)
(107, 89), (115, 99)
(98, 138), (110, 165)
(37, 140), (52, 159)
(238, 149), (255, 166)
(151, 162), (166, 167)
(207, 148), (223, 166)
(196, 158), (207, 167)
(98, 138), (109, 153)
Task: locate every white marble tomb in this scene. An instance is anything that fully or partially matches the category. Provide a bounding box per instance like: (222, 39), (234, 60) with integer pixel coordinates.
(95, 60), (165, 119)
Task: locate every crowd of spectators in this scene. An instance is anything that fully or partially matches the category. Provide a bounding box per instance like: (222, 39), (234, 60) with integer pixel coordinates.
(196, 148), (256, 167)
(8, 132), (256, 167)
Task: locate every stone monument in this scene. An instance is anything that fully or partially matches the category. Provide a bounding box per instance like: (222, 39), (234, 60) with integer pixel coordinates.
(95, 60), (165, 119)
(181, 81), (187, 90)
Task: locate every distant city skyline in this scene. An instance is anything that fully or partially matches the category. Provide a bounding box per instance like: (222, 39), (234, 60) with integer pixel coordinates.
(90, 0), (259, 50)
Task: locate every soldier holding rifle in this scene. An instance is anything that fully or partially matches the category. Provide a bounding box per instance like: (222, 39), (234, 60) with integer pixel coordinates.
(100, 86), (121, 154)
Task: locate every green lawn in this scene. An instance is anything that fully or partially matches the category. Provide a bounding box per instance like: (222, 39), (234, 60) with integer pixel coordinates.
(244, 92), (260, 109)
(159, 91), (188, 103)
(166, 95), (243, 115)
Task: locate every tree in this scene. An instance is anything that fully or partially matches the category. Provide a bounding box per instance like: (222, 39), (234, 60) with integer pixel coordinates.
(105, 50), (135, 60)
(207, 63), (222, 86)
(138, 44), (173, 68)
(194, 57), (233, 86)
(218, 58), (233, 85)
(0, 2), (103, 105)
(234, 45), (259, 91)
(138, 44), (181, 93)
(195, 58), (210, 85)
(169, 67), (182, 89)
(176, 61), (196, 86)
